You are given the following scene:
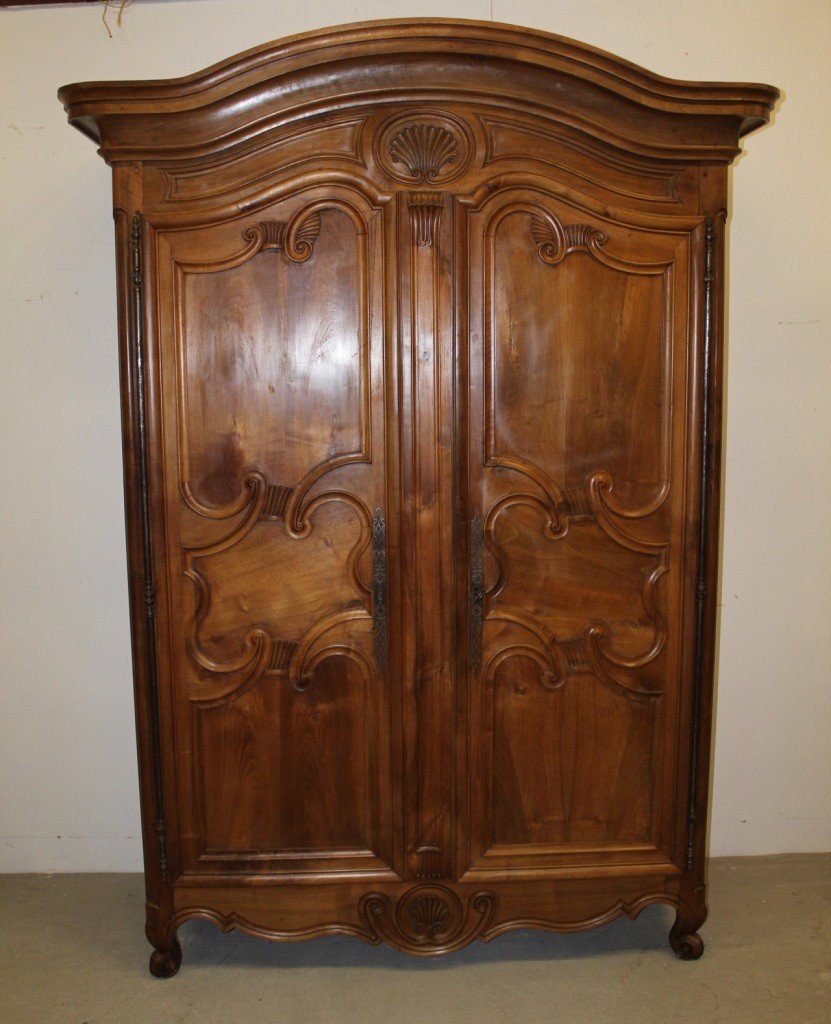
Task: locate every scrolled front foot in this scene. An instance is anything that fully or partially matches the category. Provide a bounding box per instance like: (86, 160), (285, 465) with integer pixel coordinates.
(149, 936), (182, 978)
(667, 901), (708, 962)
(669, 927), (704, 960)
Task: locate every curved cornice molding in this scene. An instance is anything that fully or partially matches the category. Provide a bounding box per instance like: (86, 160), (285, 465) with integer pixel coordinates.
(58, 18), (778, 164)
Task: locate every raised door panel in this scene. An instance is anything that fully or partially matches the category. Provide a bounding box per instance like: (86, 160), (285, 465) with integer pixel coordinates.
(461, 185), (697, 876)
(149, 184), (400, 877)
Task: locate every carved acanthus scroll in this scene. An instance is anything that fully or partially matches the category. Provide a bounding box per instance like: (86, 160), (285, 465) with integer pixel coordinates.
(243, 211), (321, 261)
(530, 214), (608, 264)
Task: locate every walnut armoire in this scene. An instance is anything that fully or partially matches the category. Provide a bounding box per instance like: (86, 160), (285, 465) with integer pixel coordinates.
(59, 20), (777, 975)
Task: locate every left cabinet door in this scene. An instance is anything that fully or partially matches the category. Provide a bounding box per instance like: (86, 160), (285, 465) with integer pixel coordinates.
(146, 185), (400, 879)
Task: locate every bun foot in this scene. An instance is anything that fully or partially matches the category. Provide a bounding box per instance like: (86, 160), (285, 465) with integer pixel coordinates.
(149, 937), (182, 978)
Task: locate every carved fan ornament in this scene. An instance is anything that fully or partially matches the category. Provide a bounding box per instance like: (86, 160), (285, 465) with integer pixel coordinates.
(390, 123), (457, 182)
(375, 111), (473, 185)
(359, 885), (497, 955)
(406, 893), (452, 940)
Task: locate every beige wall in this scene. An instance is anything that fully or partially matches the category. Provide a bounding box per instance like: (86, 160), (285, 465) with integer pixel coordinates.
(1, 0), (828, 871)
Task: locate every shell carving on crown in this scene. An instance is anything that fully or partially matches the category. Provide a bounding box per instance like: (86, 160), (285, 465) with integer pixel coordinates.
(374, 110), (474, 185)
(389, 124), (458, 182)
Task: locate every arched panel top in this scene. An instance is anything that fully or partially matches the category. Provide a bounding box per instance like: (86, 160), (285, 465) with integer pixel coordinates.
(59, 18), (777, 165)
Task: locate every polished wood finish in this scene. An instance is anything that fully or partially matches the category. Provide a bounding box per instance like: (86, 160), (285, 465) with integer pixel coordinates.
(59, 19), (777, 974)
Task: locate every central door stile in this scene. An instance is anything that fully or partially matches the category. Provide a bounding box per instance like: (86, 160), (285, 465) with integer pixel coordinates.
(398, 190), (457, 880)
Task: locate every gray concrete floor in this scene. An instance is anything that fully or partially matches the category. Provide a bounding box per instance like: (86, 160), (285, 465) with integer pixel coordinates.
(0, 854), (828, 1024)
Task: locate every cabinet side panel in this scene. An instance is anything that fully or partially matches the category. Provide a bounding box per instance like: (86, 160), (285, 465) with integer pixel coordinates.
(113, 166), (177, 951)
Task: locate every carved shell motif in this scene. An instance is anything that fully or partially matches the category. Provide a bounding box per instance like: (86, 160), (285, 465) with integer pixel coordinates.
(359, 885), (496, 955)
(389, 124), (458, 183)
(405, 894), (453, 940)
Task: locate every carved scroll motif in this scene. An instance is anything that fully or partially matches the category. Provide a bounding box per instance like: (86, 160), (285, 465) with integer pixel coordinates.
(183, 482), (377, 706)
(530, 214), (608, 264)
(359, 885), (497, 956)
(482, 615), (665, 704)
(243, 211), (321, 261)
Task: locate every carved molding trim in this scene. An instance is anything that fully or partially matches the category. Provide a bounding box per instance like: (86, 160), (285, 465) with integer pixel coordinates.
(480, 891), (683, 942)
(685, 213), (722, 872)
(479, 204), (675, 700)
(160, 114), (367, 205)
(482, 202), (675, 532)
(165, 889), (689, 963)
(129, 212), (169, 885)
(359, 885), (497, 956)
(469, 509), (484, 674)
(479, 479), (670, 699)
(407, 192), (444, 247)
(172, 906), (379, 948)
(62, 22), (778, 166)
(478, 114), (683, 205)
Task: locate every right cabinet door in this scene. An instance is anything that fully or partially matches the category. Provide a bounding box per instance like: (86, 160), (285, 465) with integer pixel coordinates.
(460, 185), (700, 877)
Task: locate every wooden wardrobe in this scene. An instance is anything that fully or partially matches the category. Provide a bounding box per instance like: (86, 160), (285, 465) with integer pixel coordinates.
(59, 19), (777, 975)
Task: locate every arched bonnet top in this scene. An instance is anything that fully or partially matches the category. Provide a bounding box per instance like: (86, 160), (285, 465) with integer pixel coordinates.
(59, 18), (778, 165)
